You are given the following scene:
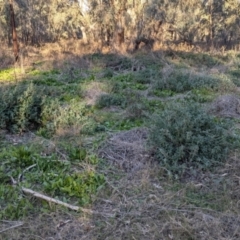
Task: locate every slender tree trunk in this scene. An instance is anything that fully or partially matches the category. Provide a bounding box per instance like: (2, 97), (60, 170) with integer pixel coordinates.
(9, 0), (19, 62)
(209, 1), (214, 51)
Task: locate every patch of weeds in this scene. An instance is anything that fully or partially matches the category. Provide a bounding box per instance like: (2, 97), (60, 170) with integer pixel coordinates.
(0, 185), (34, 220)
(187, 88), (216, 103)
(100, 115), (143, 131)
(96, 94), (126, 109)
(143, 99), (164, 113)
(228, 69), (240, 79)
(149, 101), (236, 179)
(60, 93), (81, 102)
(0, 145), (105, 219)
(114, 118), (144, 131)
(44, 171), (105, 205)
(111, 81), (125, 93)
(165, 181), (229, 212)
(67, 146), (87, 161)
(0, 67), (21, 81)
(133, 83), (148, 90)
(28, 69), (60, 77)
(28, 69), (42, 76)
(110, 74), (137, 93)
(59, 85), (82, 102)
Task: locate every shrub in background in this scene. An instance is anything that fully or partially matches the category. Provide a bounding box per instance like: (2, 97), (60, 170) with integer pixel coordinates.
(149, 101), (234, 178)
(155, 69), (218, 93)
(0, 82), (88, 134)
(0, 83), (43, 132)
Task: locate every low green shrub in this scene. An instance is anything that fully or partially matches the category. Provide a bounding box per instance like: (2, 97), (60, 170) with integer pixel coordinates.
(96, 94), (126, 108)
(0, 82), (88, 134)
(149, 101), (234, 179)
(0, 83), (43, 132)
(133, 69), (154, 84)
(155, 69), (218, 93)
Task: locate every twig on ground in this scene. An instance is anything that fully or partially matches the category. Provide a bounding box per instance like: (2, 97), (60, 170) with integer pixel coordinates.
(18, 164), (37, 182)
(0, 221), (24, 233)
(22, 187), (80, 211)
(21, 187), (115, 217)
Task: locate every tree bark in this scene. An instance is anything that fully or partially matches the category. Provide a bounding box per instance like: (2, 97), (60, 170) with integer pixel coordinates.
(9, 0), (19, 62)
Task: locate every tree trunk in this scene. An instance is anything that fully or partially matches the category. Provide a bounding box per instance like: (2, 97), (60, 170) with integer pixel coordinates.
(9, 0), (19, 62)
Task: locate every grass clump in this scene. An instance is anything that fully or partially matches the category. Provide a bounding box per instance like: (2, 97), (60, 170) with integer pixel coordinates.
(149, 101), (234, 179)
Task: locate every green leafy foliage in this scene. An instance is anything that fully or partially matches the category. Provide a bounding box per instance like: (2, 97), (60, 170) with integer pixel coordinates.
(149, 101), (235, 178)
(68, 147), (87, 161)
(0, 82), (88, 134)
(0, 83), (43, 132)
(0, 145), (105, 219)
(45, 171), (105, 205)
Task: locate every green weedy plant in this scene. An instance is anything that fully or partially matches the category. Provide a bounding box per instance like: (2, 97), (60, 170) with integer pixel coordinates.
(0, 145), (105, 219)
(149, 101), (234, 179)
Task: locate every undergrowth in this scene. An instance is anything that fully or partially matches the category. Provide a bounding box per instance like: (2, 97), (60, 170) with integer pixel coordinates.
(1, 49), (240, 239)
(149, 101), (238, 179)
(0, 145), (105, 219)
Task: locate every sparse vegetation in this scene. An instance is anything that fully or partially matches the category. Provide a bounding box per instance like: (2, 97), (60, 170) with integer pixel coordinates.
(1, 36), (240, 239)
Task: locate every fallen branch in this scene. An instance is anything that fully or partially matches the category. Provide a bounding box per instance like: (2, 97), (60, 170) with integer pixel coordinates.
(0, 222), (24, 233)
(21, 187), (114, 217)
(22, 187), (80, 211)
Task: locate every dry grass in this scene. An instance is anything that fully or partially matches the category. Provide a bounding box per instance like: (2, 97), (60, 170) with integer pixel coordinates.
(99, 128), (149, 173)
(210, 94), (240, 118)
